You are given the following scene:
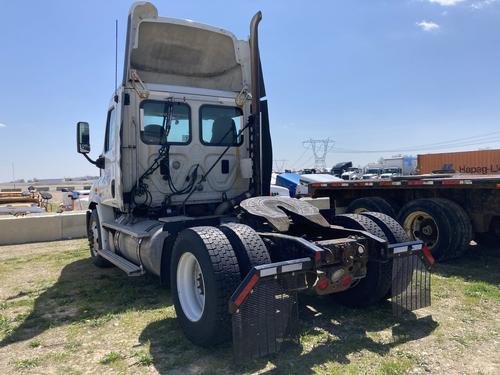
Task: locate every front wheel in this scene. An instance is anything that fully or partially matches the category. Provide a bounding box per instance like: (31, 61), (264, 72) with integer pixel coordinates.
(171, 226), (241, 346)
(87, 209), (111, 268)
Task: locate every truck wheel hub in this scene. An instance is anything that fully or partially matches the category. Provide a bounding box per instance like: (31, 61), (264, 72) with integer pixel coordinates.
(403, 211), (439, 249)
(177, 252), (206, 322)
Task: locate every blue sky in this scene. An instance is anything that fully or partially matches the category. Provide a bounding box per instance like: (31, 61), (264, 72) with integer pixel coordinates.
(1, 0), (499, 181)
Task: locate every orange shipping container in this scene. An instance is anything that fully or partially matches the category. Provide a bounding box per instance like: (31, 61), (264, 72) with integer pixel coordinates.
(417, 149), (500, 175)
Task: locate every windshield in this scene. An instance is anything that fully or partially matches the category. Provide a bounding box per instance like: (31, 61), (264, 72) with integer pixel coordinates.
(383, 168), (401, 174)
(366, 169), (381, 174)
(347, 167), (359, 172)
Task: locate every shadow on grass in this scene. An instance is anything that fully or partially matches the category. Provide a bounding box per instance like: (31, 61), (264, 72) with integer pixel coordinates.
(140, 293), (438, 375)
(1, 255), (440, 374)
(0, 258), (170, 348)
(434, 243), (500, 285)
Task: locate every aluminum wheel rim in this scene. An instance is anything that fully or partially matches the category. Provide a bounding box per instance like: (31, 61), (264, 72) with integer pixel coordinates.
(176, 252), (205, 322)
(403, 211), (439, 249)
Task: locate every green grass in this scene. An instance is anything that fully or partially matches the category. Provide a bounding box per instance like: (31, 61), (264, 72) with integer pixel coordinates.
(28, 339), (42, 348)
(0, 239), (499, 374)
(134, 350), (154, 366)
(14, 358), (41, 370)
(464, 281), (500, 300)
(100, 351), (125, 365)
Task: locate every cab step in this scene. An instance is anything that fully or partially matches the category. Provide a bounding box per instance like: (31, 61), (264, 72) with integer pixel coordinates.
(97, 249), (144, 276)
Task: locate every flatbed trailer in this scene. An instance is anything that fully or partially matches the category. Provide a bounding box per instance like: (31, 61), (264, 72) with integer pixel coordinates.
(308, 174), (500, 261)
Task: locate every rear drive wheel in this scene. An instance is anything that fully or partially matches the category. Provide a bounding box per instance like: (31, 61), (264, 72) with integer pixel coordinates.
(346, 197), (395, 217)
(361, 212), (410, 299)
(361, 212), (409, 243)
(331, 214), (392, 307)
(171, 226), (240, 346)
(88, 210), (111, 268)
(398, 198), (471, 261)
(219, 223), (271, 277)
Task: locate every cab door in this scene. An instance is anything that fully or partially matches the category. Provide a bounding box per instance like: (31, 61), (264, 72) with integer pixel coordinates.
(98, 105), (122, 208)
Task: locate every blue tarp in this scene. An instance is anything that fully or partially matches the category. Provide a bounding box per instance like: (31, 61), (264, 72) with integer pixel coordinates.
(275, 173), (300, 197)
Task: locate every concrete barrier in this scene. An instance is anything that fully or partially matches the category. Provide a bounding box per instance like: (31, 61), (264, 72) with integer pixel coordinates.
(0, 212), (87, 245)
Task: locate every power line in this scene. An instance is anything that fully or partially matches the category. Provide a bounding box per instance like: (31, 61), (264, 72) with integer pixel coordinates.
(273, 159), (287, 172)
(303, 138), (335, 170)
(333, 132), (500, 154)
(290, 149), (309, 169)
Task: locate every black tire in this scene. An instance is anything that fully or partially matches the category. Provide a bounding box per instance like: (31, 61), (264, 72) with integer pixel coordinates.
(361, 212), (410, 299)
(87, 210), (111, 268)
(346, 197), (396, 218)
(435, 198), (472, 258)
(170, 226), (241, 346)
(331, 214), (392, 307)
(398, 198), (472, 261)
(333, 214), (388, 241)
(361, 212), (409, 243)
(219, 223), (271, 277)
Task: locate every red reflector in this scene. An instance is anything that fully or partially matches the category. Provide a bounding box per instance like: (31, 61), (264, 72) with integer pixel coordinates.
(234, 273), (259, 307)
(422, 246), (435, 269)
(408, 180), (425, 185)
(317, 278), (329, 290)
(340, 274), (352, 287)
(441, 179), (461, 185)
(314, 251), (322, 262)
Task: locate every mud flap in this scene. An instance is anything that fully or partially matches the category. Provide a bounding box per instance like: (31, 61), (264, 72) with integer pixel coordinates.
(391, 252), (431, 316)
(232, 278), (299, 359)
(229, 258), (311, 360)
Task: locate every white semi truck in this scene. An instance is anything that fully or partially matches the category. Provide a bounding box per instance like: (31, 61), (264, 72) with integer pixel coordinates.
(76, 2), (431, 358)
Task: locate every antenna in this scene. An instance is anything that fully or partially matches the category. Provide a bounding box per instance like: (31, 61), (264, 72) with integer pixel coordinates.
(114, 19), (118, 103)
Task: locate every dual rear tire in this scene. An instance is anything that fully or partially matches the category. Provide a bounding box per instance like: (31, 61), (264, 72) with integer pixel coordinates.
(346, 196), (473, 261)
(398, 198), (472, 261)
(331, 213), (408, 307)
(170, 224), (269, 346)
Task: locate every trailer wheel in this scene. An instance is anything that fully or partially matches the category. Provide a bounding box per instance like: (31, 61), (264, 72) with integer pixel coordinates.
(331, 214), (392, 307)
(398, 198), (472, 261)
(171, 226), (240, 346)
(346, 197), (395, 218)
(88, 210), (111, 268)
(219, 223), (271, 277)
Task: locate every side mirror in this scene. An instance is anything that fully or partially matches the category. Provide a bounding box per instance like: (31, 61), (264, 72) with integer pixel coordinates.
(77, 122), (91, 154)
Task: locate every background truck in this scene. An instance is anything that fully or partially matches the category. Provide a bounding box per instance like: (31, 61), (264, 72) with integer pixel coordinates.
(382, 156), (417, 176)
(75, 2), (431, 358)
(308, 174), (500, 261)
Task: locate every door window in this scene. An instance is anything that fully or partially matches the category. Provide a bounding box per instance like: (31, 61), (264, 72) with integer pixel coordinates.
(200, 105), (243, 146)
(104, 108), (116, 152)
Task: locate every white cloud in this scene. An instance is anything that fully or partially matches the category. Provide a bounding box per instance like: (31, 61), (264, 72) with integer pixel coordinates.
(428, 0), (465, 6)
(416, 21), (440, 31)
(471, 0), (499, 9)
(0, 123), (7, 128)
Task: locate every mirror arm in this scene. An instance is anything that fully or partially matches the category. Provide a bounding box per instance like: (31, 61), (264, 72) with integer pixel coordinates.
(82, 153), (97, 166)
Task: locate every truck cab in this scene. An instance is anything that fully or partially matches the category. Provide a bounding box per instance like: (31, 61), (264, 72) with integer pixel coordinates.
(75, 2), (431, 358)
(380, 167), (402, 179)
(341, 167), (362, 180)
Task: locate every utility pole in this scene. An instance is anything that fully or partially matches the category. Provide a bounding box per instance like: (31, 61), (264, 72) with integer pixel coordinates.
(302, 138), (335, 170)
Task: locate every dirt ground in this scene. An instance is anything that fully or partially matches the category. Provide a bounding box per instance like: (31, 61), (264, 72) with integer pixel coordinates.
(0, 239), (499, 374)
